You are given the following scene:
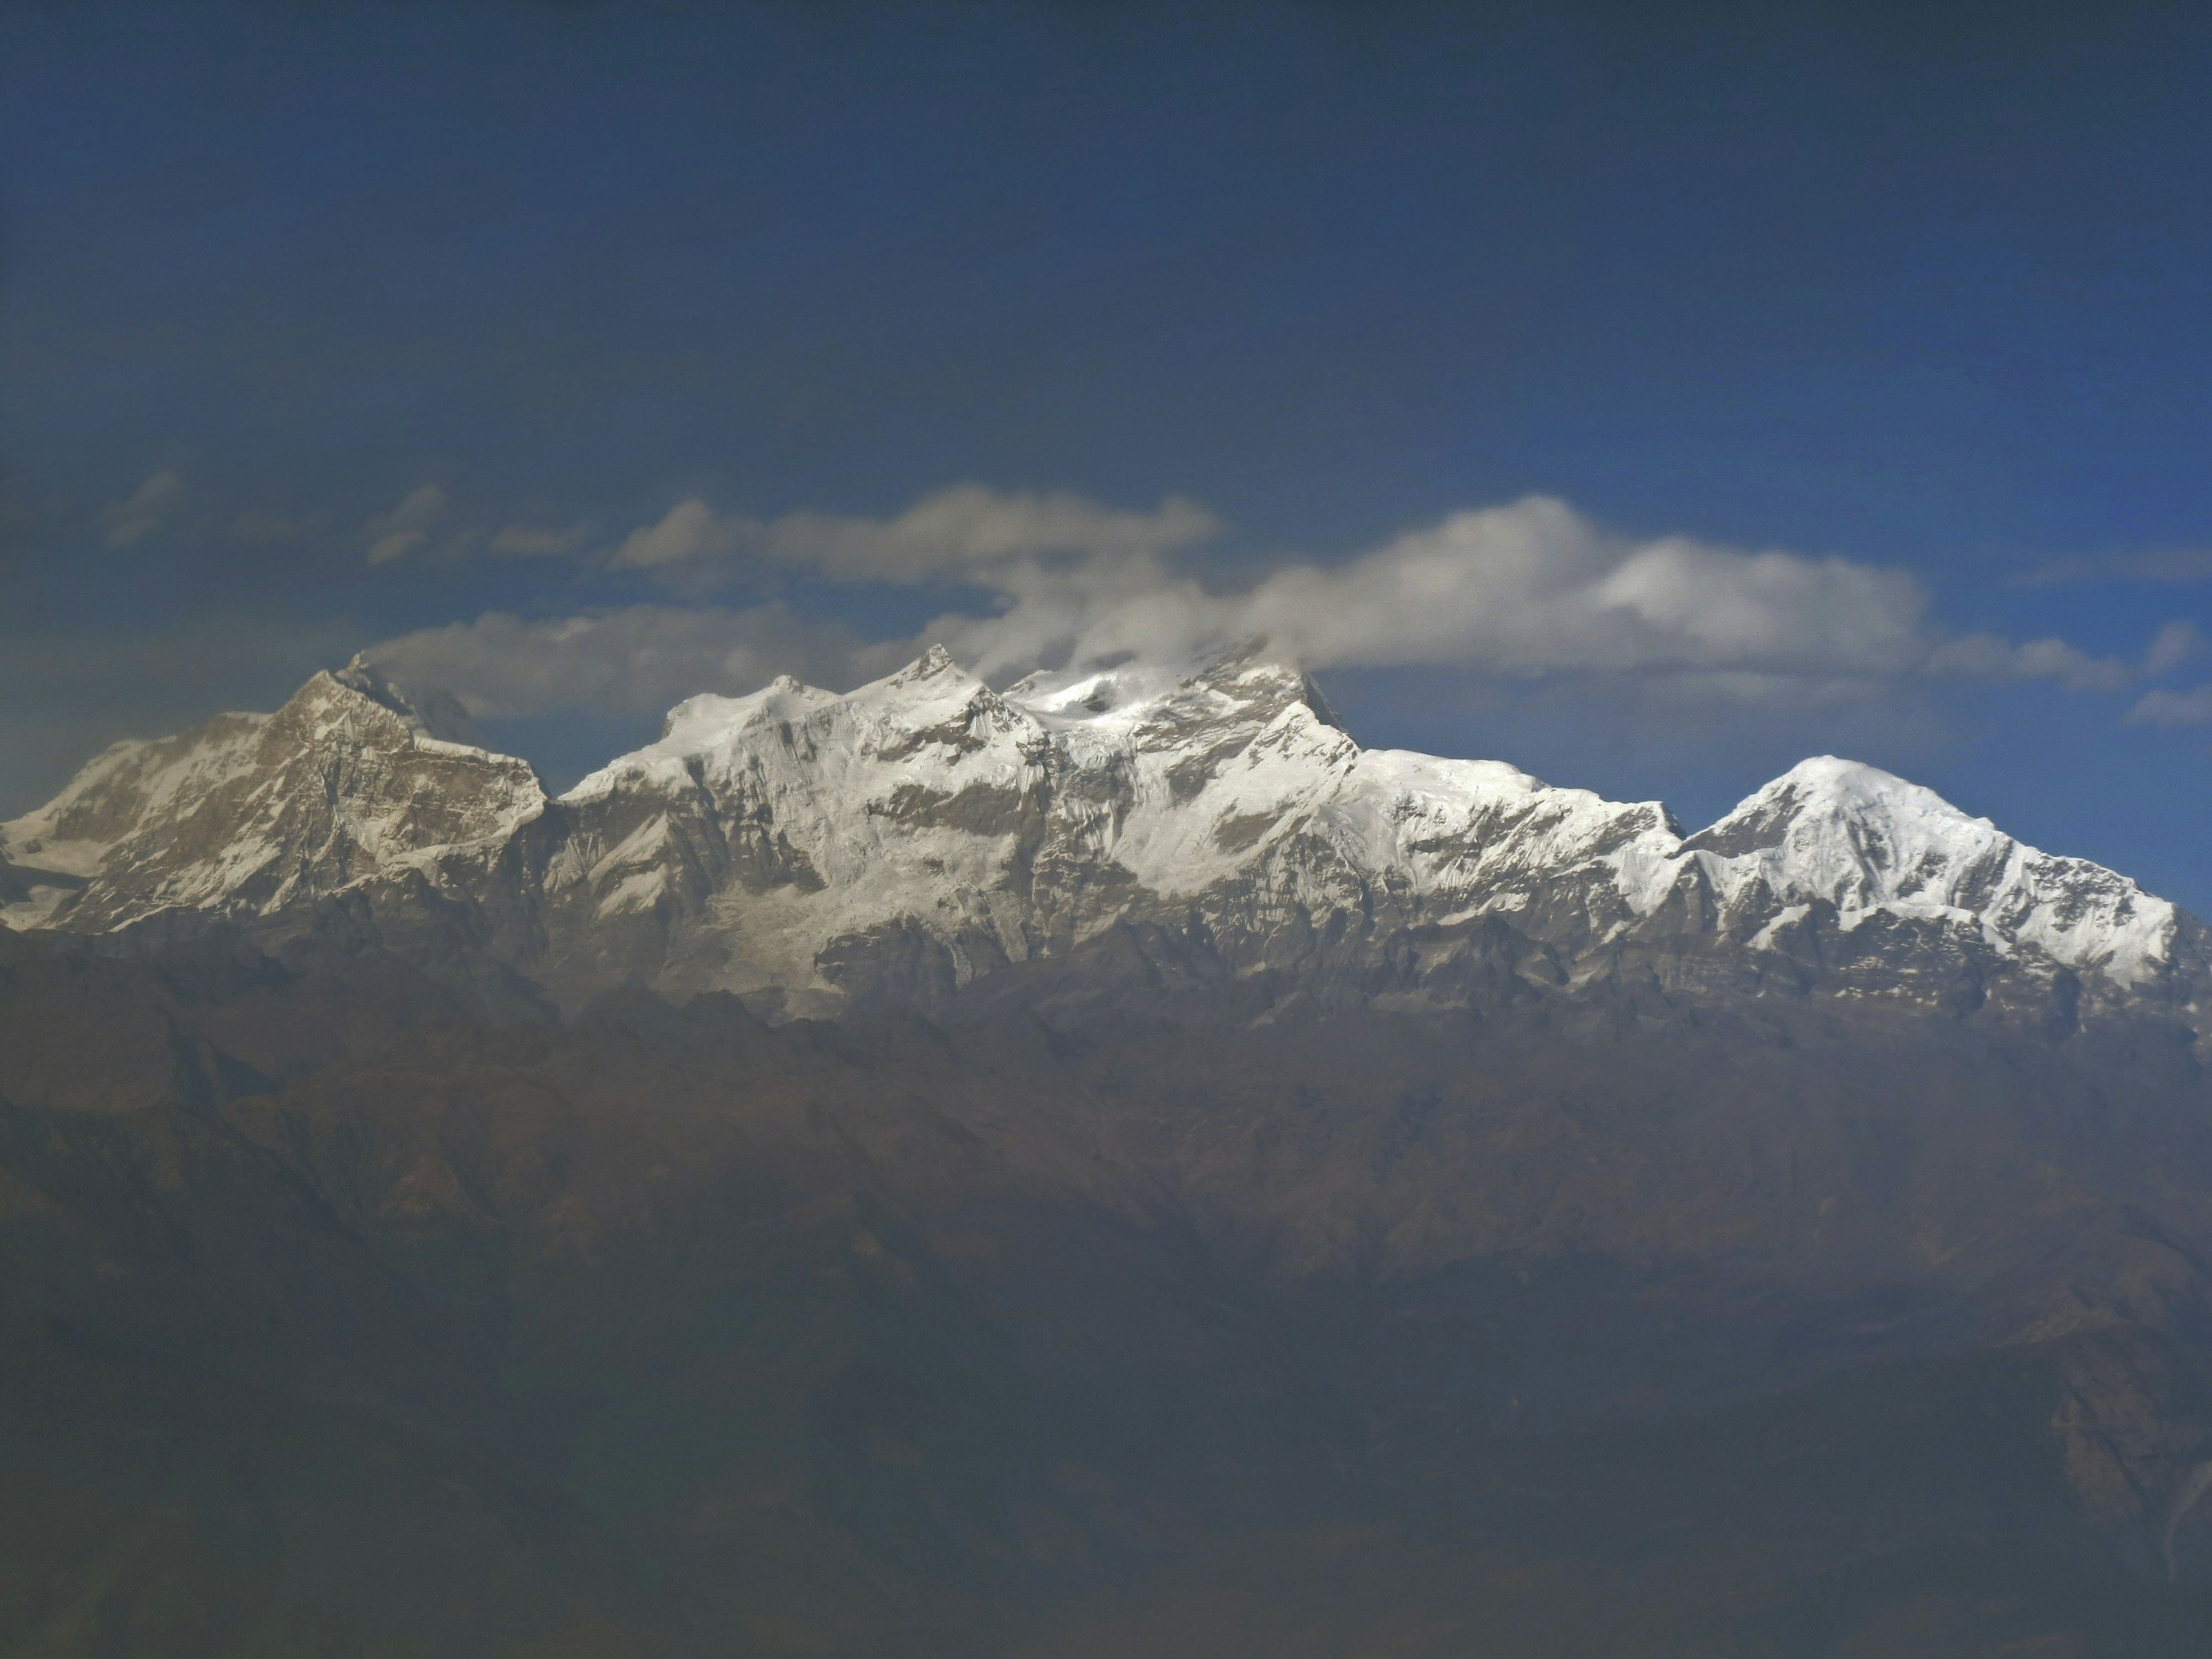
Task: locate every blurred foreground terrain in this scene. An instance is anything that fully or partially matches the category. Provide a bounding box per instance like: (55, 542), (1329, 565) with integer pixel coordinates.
(3, 924), (2211, 1657)
(5, 653), (2212, 1654)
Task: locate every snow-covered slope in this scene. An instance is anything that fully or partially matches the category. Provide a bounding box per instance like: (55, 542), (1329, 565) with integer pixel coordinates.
(517, 647), (1680, 1012)
(1685, 756), (2180, 988)
(5, 646), (2202, 1030)
(514, 646), (2200, 1021)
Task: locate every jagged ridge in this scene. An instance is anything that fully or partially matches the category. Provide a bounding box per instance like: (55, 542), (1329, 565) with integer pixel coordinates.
(3, 645), (2201, 1031)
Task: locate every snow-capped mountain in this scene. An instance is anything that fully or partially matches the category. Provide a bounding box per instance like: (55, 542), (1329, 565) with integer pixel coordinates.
(1684, 756), (2181, 987)
(5, 646), (2202, 1031)
(0, 666), (543, 935)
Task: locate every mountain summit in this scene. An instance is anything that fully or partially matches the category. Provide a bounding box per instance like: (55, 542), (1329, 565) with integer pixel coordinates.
(4, 647), (2201, 1031)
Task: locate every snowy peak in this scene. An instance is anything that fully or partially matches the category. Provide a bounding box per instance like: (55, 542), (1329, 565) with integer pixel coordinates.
(563, 649), (1041, 810)
(4, 648), (2201, 1026)
(888, 641), (961, 684)
(1688, 756), (1983, 859)
(531, 648), (1374, 1007)
(1006, 646), (1337, 738)
(541, 650), (1062, 1008)
(564, 675), (840, 805)
(1684, 754), (2180, 987)
(1684, 755), (2008, 908)
(842, 646), (1042, 764)
(6, 671), (546, 935)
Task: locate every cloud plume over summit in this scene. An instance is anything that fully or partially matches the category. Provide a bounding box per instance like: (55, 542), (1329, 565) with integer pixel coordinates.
(910, 494), (1944, 688)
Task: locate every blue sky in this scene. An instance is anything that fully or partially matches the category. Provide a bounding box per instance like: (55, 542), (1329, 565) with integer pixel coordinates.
(7, 2), (2212, 906)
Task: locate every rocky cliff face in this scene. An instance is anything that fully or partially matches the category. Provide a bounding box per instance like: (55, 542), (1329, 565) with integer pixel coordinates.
(2, 668), (543, 935)
(6, 646), (2204, 1033)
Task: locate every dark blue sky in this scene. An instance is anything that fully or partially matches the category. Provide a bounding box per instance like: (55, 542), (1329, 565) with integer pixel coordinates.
(7, 2), (2212, 906)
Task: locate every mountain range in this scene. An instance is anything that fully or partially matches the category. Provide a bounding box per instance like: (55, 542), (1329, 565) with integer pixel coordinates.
(5, 646), (2200, 1034)
(3, 648), (2211, 1656)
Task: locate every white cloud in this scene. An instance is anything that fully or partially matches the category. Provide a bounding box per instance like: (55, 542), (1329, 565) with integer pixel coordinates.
(319, 482), (2177, 740)
(1240, 501), (1929, 676)
(360, 487), (2163, 733)
(99, 471), (184, 548)
(362, 484), (450, 565)
(612, 498), (756, 571)
(907, 494), (1950, 688)
(1925, 632), (2134, 694)
(890, 494), (2179, 712)
(1926, 619), (2199, 696)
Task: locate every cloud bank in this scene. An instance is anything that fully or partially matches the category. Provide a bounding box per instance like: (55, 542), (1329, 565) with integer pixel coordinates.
(359, 485), (2177, 730)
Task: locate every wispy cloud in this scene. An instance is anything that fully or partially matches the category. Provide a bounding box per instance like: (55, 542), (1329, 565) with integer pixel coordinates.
(608, 488), (1945, 685)
(2122, 626), (2212, 731)
(2125, 686), (2212, 726)
(97, 471), (184, 548)
(607, 485), (1218, 593)
(1925, 632), (2135, 694)
(2013, 547), (2212, 586)
(361, 485), (450, 565)
(756, 486), (1221, 582)
(2145, 619), (2202, 677)
(845, 490), (2150, 699)
(489, 520), (594, 558)
(611, 498), (753, 577)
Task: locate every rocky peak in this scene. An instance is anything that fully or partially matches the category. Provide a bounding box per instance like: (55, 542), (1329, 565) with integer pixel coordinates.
(332, 654), (480, 745)
(896, 642), (961, 681)
(9, 671), (546, 936)
(843, 647), (1040, 766)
